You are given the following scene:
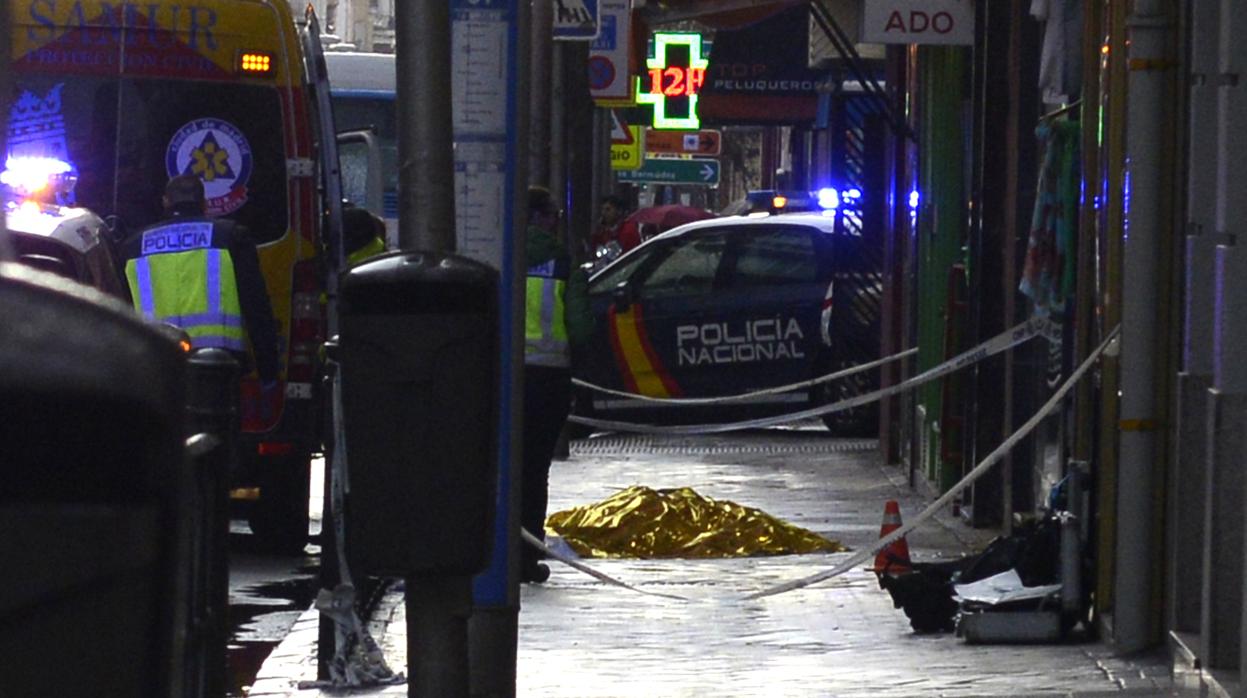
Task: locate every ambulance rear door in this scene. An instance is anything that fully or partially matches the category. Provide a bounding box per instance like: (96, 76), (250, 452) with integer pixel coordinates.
(298, 7), (346, 330)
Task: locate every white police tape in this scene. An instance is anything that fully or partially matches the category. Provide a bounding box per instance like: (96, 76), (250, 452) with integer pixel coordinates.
(521, 528), (691, 601)
(572, 347), (919, 406)
(743, 326), (1120, 599)
(524, 327), (1117, 601)
(568, 316), (1060, 435)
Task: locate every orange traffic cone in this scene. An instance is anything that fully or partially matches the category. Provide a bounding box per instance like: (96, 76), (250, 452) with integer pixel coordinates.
(873, 500), (911, 575)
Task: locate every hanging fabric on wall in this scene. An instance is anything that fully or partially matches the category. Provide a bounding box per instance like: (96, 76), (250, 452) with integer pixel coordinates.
(1031, 0), (1083, 107)
(1020, 118), (1080, 318)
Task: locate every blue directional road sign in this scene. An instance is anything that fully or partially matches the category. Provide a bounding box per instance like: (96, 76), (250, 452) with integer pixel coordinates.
(617, 157), (720, 186)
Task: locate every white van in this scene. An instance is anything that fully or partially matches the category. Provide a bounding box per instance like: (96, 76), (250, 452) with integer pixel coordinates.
(324, 52), (399, 246)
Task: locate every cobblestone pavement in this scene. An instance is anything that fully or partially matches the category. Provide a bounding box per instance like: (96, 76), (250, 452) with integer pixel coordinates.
(250, 428), (1191, 697)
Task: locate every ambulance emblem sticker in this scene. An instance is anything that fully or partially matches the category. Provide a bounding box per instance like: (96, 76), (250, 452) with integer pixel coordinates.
(165, 118), (253, 216)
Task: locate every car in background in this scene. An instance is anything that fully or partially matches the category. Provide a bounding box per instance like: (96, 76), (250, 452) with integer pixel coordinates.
(719, 188), (851, 217)
(572, 209), (882, 434)
(3, 157), (129, 300)
(6, 205), (129, 300)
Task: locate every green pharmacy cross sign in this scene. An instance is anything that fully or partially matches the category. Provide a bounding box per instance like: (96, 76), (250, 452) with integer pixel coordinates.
(637, 32), (707, 130)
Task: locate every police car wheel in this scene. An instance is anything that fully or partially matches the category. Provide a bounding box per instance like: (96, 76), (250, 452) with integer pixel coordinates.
(248, 454), (312, 555)
(823, 409), (878, 437)
(813, 357), (879, 436)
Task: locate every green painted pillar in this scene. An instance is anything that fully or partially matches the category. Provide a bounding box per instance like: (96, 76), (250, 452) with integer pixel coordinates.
(916, 47), (967, 486)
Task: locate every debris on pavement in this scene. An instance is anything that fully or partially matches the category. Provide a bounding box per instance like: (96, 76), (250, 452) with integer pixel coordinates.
(879, 512), (1079, 638)
(954, 568), (1063, 606)
(296, 583), (404, 690)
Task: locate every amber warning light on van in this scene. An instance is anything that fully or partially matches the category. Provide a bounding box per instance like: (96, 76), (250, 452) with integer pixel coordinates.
(239, 51), (273, 75)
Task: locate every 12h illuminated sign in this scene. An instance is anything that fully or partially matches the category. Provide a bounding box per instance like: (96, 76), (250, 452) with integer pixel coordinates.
(637, 32), (707, 130)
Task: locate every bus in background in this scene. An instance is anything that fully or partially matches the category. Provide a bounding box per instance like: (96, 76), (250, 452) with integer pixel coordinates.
(8, 0), (341, 553)
(323, 51), (399, 246)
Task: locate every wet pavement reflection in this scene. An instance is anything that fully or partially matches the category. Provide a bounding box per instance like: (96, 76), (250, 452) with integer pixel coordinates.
(251, 434), (1187, 697)
(226, 530), (319, 697)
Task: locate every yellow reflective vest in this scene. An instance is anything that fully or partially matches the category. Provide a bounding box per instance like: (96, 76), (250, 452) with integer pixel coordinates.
(124, 220), (246, 353)
(525, 257), (570, 368)
(347, 236), (386, 266)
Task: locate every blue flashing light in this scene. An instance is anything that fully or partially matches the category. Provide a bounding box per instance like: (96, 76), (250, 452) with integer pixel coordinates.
(908, 189), (920, 211)
(816, 187), (840, 210)
(2, 156), (71, 192)
(844, 187), (862, 202)
(2, 156), (78, 206)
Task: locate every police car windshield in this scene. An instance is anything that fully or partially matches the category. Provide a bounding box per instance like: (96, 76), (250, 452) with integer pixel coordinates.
(589, 247), (651, 292)
(10, 75), (289, 243)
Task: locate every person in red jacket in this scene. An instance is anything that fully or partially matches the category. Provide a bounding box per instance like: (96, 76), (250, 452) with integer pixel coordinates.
(589, 194), (627, 254)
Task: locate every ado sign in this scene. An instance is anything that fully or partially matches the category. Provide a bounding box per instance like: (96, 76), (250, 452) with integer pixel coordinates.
(862, 0), (974, 46)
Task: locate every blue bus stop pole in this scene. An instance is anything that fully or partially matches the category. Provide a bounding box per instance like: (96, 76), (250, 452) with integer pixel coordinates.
(458, 0), (529, 694)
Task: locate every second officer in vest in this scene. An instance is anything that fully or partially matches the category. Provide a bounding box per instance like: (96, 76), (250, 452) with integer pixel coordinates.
(123, 174), (280, 390)
(342, 205), (387, 266)
(522, 186), (591, 583)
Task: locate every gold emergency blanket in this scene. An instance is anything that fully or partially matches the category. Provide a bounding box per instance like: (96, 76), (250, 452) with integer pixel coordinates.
(546, 485), (847, 559)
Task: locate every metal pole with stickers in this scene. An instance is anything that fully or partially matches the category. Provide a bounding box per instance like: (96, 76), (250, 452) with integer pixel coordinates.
(331, 0), (527, 695)
(447, 1), (530, 694)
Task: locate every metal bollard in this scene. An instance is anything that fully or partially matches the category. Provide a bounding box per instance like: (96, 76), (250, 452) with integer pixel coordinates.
(184, 348), (240, 698)
(186, 348), (241, 457)
(1059, 512), (1082, 615)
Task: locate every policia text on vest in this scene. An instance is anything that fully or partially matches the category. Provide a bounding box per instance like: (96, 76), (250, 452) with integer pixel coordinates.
(123, 216), (280, 384)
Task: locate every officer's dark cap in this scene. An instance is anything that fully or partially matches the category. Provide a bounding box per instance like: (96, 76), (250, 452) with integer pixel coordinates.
(165, 175), (205, 207)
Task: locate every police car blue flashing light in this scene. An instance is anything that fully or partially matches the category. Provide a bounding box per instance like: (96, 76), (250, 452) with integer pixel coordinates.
(2, 156), (79, 209)
(816, 187), (840, 210)
(740, 187), (864, 217)
(2, 156), (74, 193)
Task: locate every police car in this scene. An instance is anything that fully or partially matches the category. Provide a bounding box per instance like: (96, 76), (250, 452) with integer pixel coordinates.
(719, 188), (838, 216)
(3, 156), (129, 299)
(572, 206), (881, 434)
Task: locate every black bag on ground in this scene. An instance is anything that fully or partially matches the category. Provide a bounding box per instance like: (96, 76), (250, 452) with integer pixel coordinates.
(879, 514), (1065, 633)
(879, 558), (970, 633)
(957, 515), (1062, 587)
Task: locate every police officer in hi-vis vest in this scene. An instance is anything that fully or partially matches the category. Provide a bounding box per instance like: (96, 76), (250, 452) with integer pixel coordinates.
(123, 174), (280, 391)
(342, 205), (387, 267)
(521, 186), (591, 583)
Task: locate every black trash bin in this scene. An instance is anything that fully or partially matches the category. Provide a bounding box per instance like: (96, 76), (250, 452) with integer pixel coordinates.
(0, 263), (189, 697)
(338, 251), (499, 576)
